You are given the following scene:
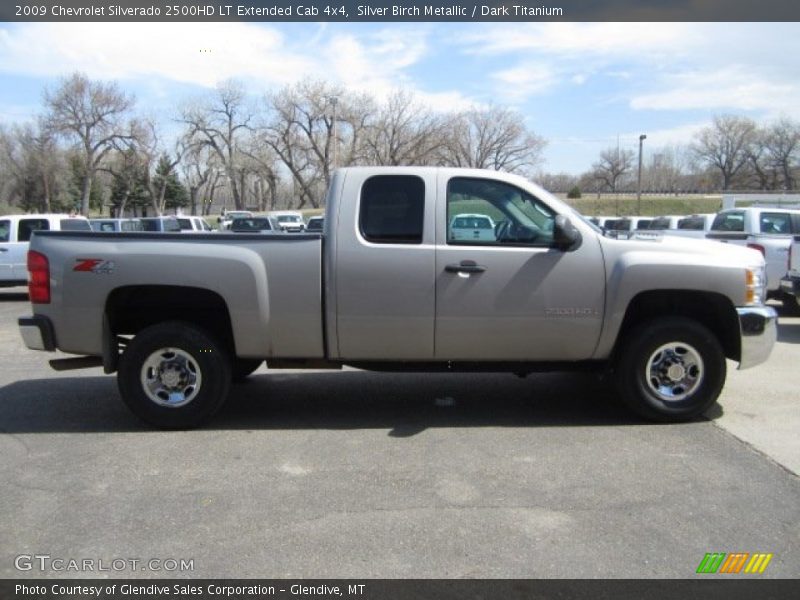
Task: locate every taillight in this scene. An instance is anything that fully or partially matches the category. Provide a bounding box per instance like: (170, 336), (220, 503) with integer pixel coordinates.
(747, 243), (766, 257)
(27, 250), (50, 304)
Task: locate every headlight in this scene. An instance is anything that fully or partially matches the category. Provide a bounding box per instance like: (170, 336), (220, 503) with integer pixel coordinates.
(745, 265), (766, 305)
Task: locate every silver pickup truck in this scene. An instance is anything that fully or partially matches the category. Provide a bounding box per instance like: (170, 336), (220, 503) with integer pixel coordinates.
(19, 167), (777, 428)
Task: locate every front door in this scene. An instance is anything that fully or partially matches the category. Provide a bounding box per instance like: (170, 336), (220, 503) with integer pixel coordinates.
(435, 176), (605, 361)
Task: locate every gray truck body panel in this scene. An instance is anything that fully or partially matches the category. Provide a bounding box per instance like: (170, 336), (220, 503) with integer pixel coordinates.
(22, 166), (770, 370)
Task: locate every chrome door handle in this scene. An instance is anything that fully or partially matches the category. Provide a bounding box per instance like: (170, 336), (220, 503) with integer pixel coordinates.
(445, 261), (487, 274)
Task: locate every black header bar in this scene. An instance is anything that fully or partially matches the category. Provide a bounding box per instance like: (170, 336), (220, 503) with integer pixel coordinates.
(4, 0), (800, 22)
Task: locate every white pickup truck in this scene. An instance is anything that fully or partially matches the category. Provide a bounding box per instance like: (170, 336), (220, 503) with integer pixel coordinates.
(780, 236), (800, 314)
(706, 207), (800, 311)
(1, 214), (91, 287)
(18, 167), (776, 428)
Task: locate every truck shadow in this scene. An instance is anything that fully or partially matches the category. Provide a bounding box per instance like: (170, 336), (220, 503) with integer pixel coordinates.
(0, 371), (653, 435)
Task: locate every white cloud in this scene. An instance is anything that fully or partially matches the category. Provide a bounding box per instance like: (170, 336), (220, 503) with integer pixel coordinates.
(631, 67), (800, 118)
(0, 22), (477, 113)
(492, 65), (556, 102)
(0, 22), (313, 88)
(461, 23), (697, 57)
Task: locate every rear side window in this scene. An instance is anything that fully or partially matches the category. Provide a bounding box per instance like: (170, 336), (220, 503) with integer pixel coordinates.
(359, 175), (425, 244)
(163, 219), (181, 232)
(648, 217), (672, 230)
(18, 218), (50, 241)
(140, 220), (159, 231)
(678, 217), (704, 230)
(60, 219), (91, 231)
(711, 212), (744, 232)
(759, 212), (790, 234)
(0, 219), (9, 242)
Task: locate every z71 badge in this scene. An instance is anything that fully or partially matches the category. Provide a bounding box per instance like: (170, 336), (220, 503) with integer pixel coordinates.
(73, 258), (115, 274)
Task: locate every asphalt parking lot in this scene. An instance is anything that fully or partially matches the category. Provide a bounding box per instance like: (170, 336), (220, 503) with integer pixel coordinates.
(0, 288), (798, 579)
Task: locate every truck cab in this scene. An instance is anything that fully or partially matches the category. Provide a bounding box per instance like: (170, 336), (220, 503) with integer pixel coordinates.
(1, 214), (90, 287)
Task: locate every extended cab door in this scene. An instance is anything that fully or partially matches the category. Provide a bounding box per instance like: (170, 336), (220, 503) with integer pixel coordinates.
(333, 170), (437, 360)
(434, 175), (605, 361)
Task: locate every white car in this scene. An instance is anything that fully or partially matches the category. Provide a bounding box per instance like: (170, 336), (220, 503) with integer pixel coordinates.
(89, 218), (143, 232)
(449, 213), (496, 242)
(271, 211), (306, 233)
(177, 216), (213, 233)
(219, 211), (254, 231)
(1, 213), (91, 287)
(667, 214), (716, 239)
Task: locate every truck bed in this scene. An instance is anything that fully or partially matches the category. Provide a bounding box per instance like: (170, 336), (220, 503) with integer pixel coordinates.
(28, 231), (325, 360)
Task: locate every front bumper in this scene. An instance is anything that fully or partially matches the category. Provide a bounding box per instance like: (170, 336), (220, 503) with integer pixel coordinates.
(780, 275), (800, 299)
(736, 306), (777, 370)
(18, 315), (56, 351)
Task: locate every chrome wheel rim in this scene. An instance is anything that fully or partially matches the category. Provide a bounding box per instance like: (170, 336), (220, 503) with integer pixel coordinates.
(140, 347), (202, 408)
(645, 342), (704, 402)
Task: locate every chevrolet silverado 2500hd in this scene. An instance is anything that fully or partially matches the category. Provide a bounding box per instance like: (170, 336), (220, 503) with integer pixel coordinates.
(18, 167), (777, 428)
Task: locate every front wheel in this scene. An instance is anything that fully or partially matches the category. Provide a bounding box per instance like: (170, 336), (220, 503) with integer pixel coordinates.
(614, 317), (726, 422)
(117, 321), (232, 428)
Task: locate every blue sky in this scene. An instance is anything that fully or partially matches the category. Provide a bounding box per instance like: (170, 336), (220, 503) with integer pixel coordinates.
(1, 21), (798, 174)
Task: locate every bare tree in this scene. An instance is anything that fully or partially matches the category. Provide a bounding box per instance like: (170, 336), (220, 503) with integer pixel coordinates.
(0, 122), (66, 212)
(645, 145), (690, 194)
(592, 146), (634, 193)
(263, 80), (356, 208)
(763, 117), (800, 190)
(43, 72), (135, 215)
(691, 115), (757, 190)
(181, 80), (252, 210)
(441, 106), (546, 174)
(362, 90), (446, 165)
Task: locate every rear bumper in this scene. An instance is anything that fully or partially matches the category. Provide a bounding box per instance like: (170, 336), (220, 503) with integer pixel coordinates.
(736, 306), (777, 370)
(18, 315), (56, 351)
(780, 276), (800, 298)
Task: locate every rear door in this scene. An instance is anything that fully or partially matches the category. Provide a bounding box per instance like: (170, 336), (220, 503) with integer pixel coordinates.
(0, 218), (14, 282)
(334, 171), (436, 360)
(434, 175), (605, 361)
(11, 217), (50, 281)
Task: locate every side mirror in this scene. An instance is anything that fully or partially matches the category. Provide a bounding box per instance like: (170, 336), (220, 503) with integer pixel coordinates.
(553, 215), (582, 251)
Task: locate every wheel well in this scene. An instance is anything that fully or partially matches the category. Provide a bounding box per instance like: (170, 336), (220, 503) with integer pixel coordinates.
(615, 290), (740, 361)
(105, 285), (235, 353)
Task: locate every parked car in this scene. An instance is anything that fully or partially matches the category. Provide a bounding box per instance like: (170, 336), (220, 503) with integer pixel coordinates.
(588, 216), (615, 229)
(449, 213), (496, 242)
(1, 213), (90, 287)
(219, 211), (253, 231)
(779, 236), (800, 314)
(604, 217), (652, 232)
(89, 218), (143, 233)
(707, 207), (800, 304)
(177, 216), (213, 233)
(668, 214), (716, 239)
(19, 166), (776, 428)
(139, 217), (181, 233)
(647, 215), (683, 231)
(271, 211), (306, 233)
(306, 215), (325, 232)
(230, 216), (283, 233)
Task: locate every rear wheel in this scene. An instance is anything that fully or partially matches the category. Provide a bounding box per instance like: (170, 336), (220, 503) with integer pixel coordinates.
(614, 317), (726, 422)
(118, 321), (231, 428)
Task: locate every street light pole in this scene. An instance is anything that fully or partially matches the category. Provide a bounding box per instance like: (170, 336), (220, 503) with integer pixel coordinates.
(329, 96), (339, 172)
(637, 134), (647, 215)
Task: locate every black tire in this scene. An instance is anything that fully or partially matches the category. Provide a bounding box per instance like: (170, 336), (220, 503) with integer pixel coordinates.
(117, 321), (231, 429)
(232, 358), (263, 382)
(782, 293), (800, 316)
(614, 317), (726, 422)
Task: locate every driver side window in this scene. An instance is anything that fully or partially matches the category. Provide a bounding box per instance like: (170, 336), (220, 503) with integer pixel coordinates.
(446, 177), (555, 246)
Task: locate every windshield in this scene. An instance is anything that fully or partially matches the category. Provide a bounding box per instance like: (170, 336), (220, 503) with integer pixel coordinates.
(277, 215), (301, 223)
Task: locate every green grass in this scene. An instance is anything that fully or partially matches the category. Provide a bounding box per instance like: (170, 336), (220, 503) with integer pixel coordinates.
(564, 196), (724, 217)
